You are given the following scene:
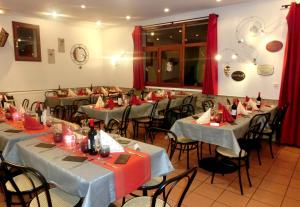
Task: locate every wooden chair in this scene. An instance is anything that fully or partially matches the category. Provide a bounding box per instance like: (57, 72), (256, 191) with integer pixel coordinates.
(105, 104), (132, 137)
(123, 167), (197, 207)
(0, 160), (83, 207)
(211, 123), (261, 195)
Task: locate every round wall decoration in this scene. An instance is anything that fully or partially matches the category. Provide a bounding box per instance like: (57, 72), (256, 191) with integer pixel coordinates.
(231, 71), (246, 81)
(70, 44), (89, 69)
(266, 40), (283, 53)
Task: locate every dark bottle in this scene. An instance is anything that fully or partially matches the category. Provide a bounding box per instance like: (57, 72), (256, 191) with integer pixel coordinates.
(88, 119), (97, 155)
(231, 99), (237, 119)
(36, 102), (43, 124)
(140, 90), (144, 101)
(256, 92), (261, 109)
(1, 95), (5, 108)
(90, 84), (93, 91)
(58, 85), (61, 90)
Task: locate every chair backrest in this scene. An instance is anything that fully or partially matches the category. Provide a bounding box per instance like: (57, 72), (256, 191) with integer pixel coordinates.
(89, 93), (99, 104)
(179, 104), (195, 118)
(30, 101), (45, 112)
(0, 161), (52, 207)
(149, 100), (160, 120)
(53, 105), (66, 120)
(202, 100), (214, 112)
(163, 98), (172, 116)
(182, 95), (193, 105)
(22, 99), (30, 110)
(120, 104), (132, 131)
(152, 167), (197, 207)
(249, 112), (271, 137)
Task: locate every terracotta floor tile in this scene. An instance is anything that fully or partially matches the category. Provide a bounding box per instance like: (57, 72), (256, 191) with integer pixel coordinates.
(252, 189), (284, 207)
(184, 193), (214, 207)
(264, 173), (291, 186)
(281, 197), (300, 207)
(246, 200), (274, 207)
(258, 180), (287, 195)
(193, 183), (224, 200)
(289, 177), (300, 188)
(286, 186), (300, 201)
(211, 201), (230, 207)
(227, 179), (257, 197)
(217, 191), (249, 207)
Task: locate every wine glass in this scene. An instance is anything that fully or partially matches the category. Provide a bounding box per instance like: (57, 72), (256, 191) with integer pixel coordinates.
(99, 145), (110, 159)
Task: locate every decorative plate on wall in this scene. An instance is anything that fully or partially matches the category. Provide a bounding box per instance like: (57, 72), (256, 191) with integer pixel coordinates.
(70, 44), (89, 69)
(231, 71), (246, 81)
(266, 40), (283, 53)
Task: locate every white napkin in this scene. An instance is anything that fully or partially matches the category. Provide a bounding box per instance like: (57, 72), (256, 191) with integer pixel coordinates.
(100, 87), (108, 96)
(99, 130), (124, 153)
(68, 89), (77, 97)
(248, 99), (258, 110)
(95, 96), (105, 108)
(144, 92), (152, 100)
(86, 88), (93, 95)
(196, 108), (211, 124)
(237, 102), (249, 115)
(41, 109), (47, 125)
(18, 106), (25, 114)
(3, 102), (10, 109)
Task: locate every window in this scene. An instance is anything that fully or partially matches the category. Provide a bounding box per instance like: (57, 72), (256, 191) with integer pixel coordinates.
(143, 20), (208, 88)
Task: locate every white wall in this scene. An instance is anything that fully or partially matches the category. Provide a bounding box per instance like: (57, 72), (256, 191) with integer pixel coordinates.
(102, 0), (292, 100)
(0, 13), (103, 92)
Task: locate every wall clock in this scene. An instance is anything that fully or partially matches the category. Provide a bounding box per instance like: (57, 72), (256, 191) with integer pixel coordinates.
(70, 44), (89, 69)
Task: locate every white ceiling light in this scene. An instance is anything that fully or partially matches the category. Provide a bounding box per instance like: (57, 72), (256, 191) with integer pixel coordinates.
(126, 15), (131, 20)
(215, 54), (222, 61)
(216, 0), (222, 2)
(0, 9), (4, 14)
(231, 54), (238, 60)
(150, 32), (155, 36)
(96, 20), (102, 26)
(81, 5), (86, 9)
(164, 8), (170, 13)
(51, 11), (58, 17)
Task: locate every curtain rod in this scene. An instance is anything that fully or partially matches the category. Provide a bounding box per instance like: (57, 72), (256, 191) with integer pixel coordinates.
(281, 4), (291, 9)
(142, 15), (216, 29)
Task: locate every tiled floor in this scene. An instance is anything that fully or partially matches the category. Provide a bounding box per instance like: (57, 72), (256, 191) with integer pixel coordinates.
(1, 135), (300, 207)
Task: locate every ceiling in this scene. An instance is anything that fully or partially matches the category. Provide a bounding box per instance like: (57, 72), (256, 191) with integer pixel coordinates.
(0, 0), (260, 26)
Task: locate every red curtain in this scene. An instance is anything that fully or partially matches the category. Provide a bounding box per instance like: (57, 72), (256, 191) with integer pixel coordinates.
(278, 3), (300, 146)
(202, 14), (218, 95)
(132, 26), (145, 90)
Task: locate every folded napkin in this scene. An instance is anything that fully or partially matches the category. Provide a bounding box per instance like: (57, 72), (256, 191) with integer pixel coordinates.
(107, 98), (115, 109)
(100, 87), (109, 96)
(77, 88), (86, 96)
(115, 86), (122, 93)
(237, 101), (249, 115)
(196, 108), (211, 124)
(95, 96), (105, 108)
(86, 88), (93, 95)
(99, 130), (124, 153)
(248, 99), (258, 110)
(130, 95), (142, 105)
(144, 92), (152, 100)
(219, 103), (234, 123)
(68, 89), (77, 97)
(23, 114), (44, 130)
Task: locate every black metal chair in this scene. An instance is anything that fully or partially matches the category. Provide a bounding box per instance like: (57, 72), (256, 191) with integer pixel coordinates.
(202, 99), (215, 112)
(105, 104), (132, 137)
(211, 123), (261, 195)
(146, 127), (200, 169)
(123, 167), (197, 207)
(0, 160), (83, 207)
(30, 101), (45, 112)
(22, 99), (30, 110)
(132, 101), (159, 139)
(89, 93), (99, 104)
(262, 104), (288, 158)
(152, 98), (172, 128)
(53, 105), (66, 120)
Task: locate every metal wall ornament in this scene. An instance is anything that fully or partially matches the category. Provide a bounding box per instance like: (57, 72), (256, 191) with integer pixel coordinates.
(224, 65), (231, 77)
(70, 44), (89, 69)
(266, 40), (283, 52)
(231, 71), (246, 81)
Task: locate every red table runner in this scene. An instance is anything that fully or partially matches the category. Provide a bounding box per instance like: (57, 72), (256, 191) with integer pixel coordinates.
(37, 134), (151, 199)
(6, 120), (50, 134)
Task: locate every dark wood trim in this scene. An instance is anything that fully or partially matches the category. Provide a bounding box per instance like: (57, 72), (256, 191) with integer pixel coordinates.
(12, 21), (42, 62)
(185, 42), (207, 47)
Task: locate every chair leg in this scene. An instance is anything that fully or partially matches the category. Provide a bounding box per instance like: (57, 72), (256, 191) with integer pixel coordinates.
(196, 143), (200, 166)
(209, 144), (212, 155)
(269, 134), (274, 159)
(245, 157), (252, 187)
(142, 189), (147, 196)
(178, 144), (183, 161)
(200, 142), (203, 160)
(211, 153), (218, 184)
(237, 159), (244, 195)
(257, 148), (262, 165)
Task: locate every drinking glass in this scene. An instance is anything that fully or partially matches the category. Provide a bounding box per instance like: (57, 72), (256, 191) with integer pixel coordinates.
(99, 145), (110, 159)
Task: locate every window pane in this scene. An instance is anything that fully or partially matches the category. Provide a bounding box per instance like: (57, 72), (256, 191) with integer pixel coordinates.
(161, 50), (180, 84)
(17, 27), (38, 58)
(185, 23), (208, 44)
(184, 46), (206, 86)
(145, 51), (158, 83)
(145, 27), (182, 46)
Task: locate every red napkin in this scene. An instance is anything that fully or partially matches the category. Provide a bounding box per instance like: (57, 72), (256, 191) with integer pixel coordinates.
(23, 114), (44, 130)
(107, 98), (115, 110)
(77, 88), (86, 96)
(9, 105), (17, 114)
(151, 92), (158, 101)
(218, 103), (234, 123)
(130, 95), (142, 105)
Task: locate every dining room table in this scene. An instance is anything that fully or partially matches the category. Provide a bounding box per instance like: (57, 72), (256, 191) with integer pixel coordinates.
(78, 96), (187, 125)
(171, 105), (277, 171)
(6, 132), (174, 207)
(0, 120), (50, 158)
(45, 95), (93, 108)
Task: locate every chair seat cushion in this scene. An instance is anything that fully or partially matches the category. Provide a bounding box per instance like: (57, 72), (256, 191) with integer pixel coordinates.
(216, 146), (247, 158)
(30, 188), (80, 207)
(178, 137), (198, 144)
(6, 173), (42, 192)
(141, 176), (164, 188)
(123, 196), (170, 207)
(133, 117), (151, 123)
